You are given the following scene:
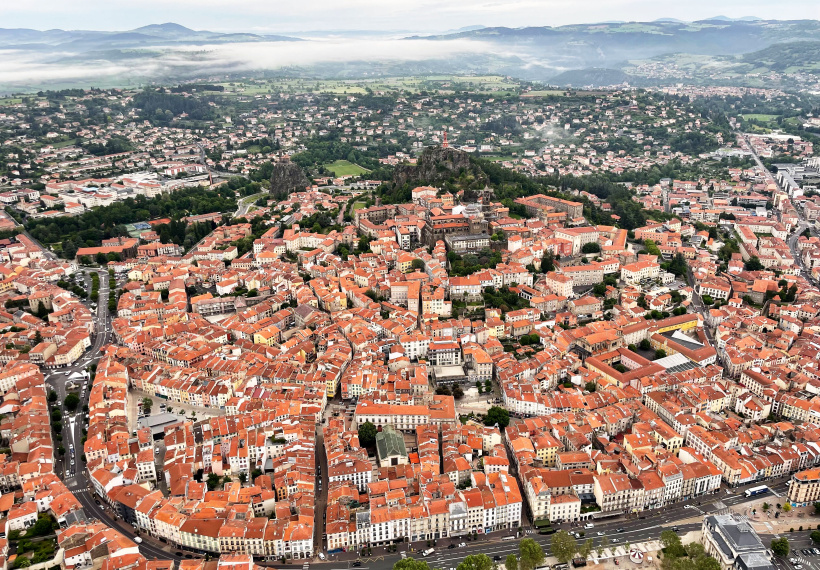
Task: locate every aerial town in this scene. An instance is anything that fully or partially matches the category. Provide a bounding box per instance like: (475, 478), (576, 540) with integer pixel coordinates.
(0, 76), (818, 570)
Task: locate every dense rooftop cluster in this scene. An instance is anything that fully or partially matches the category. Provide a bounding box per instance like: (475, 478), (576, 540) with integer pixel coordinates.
(0, 77), (817, 570)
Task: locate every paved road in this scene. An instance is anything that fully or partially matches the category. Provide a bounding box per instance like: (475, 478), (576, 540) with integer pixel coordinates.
(308, 479), (792, 570)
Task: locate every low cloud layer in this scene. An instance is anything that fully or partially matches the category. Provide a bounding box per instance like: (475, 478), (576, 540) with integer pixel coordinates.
(0, 38), (506, 91)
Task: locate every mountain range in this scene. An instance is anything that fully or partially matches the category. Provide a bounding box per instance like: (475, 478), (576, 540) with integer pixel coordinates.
(1, 19), (820, 92)
(0, 22), (300, 51)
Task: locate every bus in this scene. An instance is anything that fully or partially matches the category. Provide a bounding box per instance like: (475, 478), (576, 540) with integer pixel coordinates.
(745, 485), (769, 498)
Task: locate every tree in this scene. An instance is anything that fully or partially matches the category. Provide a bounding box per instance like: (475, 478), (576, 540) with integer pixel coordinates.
(484, 406), (510, 429)
(585, 382), (597, 393)
(639, 339), (651, 351)
(661, 530), (685, 558)
(393, 558), (434, 570)
(694, 556), (721, 570)
(238, 472), (247, 484)
(358, 421), (377, 447)
(811, 530), (820, 544)
(541, 252), (555, 273)
(64, 393), (80, 412)
(206, 472), (221, 491)
(457, 554), (493, 570)
(48, 390), (57, 403)
(506, 554), (519, 570)
(141, 398), (153, 414)
(62, 240), (78, 260)
(582, 242), (601, 254)
(771, 537), (789, 557)
(519, 538), (546, 570)
(592, 283), (607, 297)
(814, 502), (820, 516)
(745, 256), (764, 271)
(551, 531), (578, 565)
(762, 502), (770, 512)
(578, 539), (593, 561)
(411, 259), (425, 272)
(782, 503), (792, 513)
(452, 385), (465, 399)
(654, 349), (667, 360)
(685, 544), (705, 559)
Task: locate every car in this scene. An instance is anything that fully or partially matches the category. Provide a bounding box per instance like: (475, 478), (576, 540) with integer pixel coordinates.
(597, 532), (604, 536)
(448, 544), (456, 549)
(458, 543), (466, 548)
(790, 561), (798, 565)
(616, 528), (625, 533)
(612, 539), (619, 544)
(318, 554), (325, 561)
(352, 562), (362, 567)
(814, 549), (820, 556)
(493, 557), (502, 562)
(134, 537), (143, 544)
(795, 566), (803, 569)
(175, 553), (183, 557)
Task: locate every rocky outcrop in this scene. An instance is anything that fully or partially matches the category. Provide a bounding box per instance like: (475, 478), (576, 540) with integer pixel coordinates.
(392, 146), (486, 188)
(270, 162), (310, 199)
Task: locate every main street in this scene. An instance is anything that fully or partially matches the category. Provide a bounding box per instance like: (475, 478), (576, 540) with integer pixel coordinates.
(307, 479), (793, 570)
(44, 267), (185, 564)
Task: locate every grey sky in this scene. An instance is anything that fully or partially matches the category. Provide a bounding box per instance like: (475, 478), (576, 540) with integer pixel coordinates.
(2, 0), (819, 32)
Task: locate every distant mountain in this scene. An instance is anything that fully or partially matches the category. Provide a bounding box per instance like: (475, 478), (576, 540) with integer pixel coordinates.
(1, 19), (820, 93)
(0, 22), (302, 49)
(416, 19), (820, 82)
(132, 23), (197, 37)
(703, 15), (762, 22)
(443, 25), (486, 33)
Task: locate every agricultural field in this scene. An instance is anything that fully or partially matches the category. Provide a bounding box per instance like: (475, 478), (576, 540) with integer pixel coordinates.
(521, 90), (568, 97)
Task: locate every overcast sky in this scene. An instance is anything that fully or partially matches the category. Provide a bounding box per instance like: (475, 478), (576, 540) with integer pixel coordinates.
(3, 0), (820, 32)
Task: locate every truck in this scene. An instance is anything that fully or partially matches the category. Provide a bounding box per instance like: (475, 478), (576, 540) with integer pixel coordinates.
(423, 549), (435, 557)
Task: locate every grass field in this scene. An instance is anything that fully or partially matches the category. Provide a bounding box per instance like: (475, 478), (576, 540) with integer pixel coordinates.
(52, 138), (78, 148)
(741, 114), (780, 122)
(351, 201), (367, 212)
(324, 160), (369, 176)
